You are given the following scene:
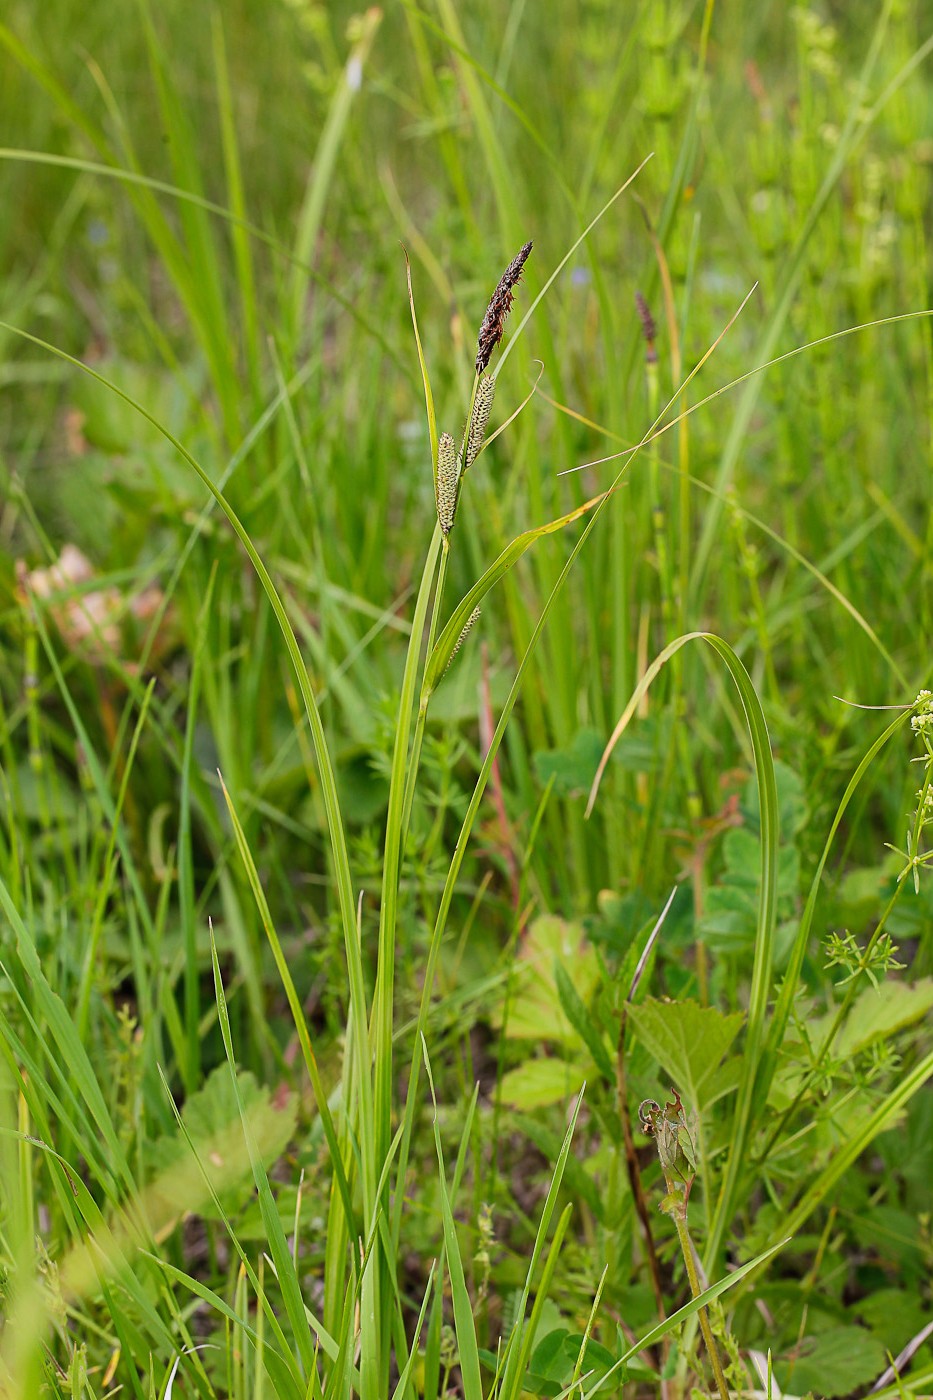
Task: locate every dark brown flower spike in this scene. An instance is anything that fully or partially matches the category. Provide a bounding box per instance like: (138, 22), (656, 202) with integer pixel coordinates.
(635, 291), (658, 364)
(475, 240), (533, 373)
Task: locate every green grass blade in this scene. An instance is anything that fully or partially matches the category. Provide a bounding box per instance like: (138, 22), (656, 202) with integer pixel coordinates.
(494, 159), (653, 380)
(146, 1256), (301, 1400)
(210, 933), (317, 1376)
(390, 1262), (436, 1400)
(584, 1239), (789, 1397)
(422, 491), (607, 699)
(0, 320), (375, 1215)
(586, 631), (778, 1271)
(689, 0), (922, 598)
(288, 11), (382, 341)
(421, 1039), (483, 1400)
(177, 576), (215, 1092)
(0, 145), (411, 372)
(0, 877), (132, 1195)
(498, 1091), (584, 1400)
(503, 1203), (573, 1400)
(217, 774), (356, 1233)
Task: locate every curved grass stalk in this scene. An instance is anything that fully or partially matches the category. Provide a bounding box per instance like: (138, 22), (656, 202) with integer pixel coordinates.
(422, 491), (608, 699)
(586, 633), (779, 1271)
(754, 709), (912, 1160)
(583, 1237), (788, 1398)
(0, 325), (380, 1367)
(392, 272), (764, 1259)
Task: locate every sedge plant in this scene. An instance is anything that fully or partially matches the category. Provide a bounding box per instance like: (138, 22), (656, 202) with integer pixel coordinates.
(0, 185), (797, 1394)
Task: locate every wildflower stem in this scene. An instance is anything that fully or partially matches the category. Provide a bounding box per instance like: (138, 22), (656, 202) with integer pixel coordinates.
(671, 1211), (730, 1400)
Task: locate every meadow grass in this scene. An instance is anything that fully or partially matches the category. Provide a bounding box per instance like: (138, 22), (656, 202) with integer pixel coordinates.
(0, 1), (932, 1396)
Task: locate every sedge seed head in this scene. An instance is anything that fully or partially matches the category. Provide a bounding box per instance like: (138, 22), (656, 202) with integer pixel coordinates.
(475, 241), (533, 373)
(436, 432), (459, 535)
(445, 605), (481, 673)
(464, 374), (496, 472)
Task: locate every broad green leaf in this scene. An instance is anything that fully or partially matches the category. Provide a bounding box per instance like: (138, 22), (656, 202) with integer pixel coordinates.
(856, 1204), (926, 1273)
(529, 1328), (570, 1384)
(499, 1057), (589, 1111)
(493, 916), (599, 1043)
(562, 1334), (620, 1390)
(148, 1066), (296, 1221)
(834, 977), (933, 1057)
(876, 1089), (933, 1189)
(626, 998), (745, 1109)
(857, 1287), (930, 1352)
(699, 1056), (744, 1109)
(533, 729), (605, 797)
(775, 1326), (886, 1399)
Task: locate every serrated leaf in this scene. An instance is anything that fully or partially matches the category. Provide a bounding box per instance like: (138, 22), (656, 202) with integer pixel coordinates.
(857, 1287), (930, 1352)
(533, 729), (605, 796)
(700, 1056), (744, 1108)
(776, 1326), (886, 1398)
(148, 1065), (296, 1221)
(877, 1089), (933, 1189)
(626, 998), (745, 1108)
(835, 977), (933, 1057)
(492, 916), (598, 1043)
(499, 1057), (589, 1110)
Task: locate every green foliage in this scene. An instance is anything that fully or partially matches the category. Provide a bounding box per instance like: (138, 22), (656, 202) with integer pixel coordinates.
(625, 1000), (745, 1112)
(775, 1325), (888, 1399)
(533, 728), (605, 797)
(1, 0), (932, 1395)
(148, 1065), (297, 1220)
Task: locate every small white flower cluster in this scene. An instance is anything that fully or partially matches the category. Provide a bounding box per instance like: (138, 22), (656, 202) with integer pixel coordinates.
(910, 689), (933, 735)
(910, 691), (933, 868)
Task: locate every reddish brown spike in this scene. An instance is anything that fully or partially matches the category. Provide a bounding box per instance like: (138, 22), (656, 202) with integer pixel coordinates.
(635, 291), (658, 364)
(475, 241), (533, 373)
